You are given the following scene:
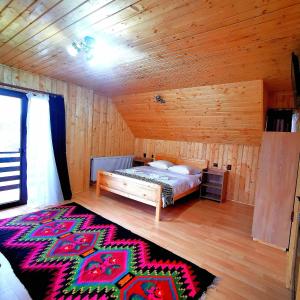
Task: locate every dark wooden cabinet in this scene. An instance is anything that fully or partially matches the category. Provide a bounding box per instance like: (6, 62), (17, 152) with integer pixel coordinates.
(200, 168), (228, 203)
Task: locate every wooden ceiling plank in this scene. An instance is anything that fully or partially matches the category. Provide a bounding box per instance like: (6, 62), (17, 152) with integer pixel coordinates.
(6, 0), (182, 69)
(109, 0), (298, 50)
(0, 0), (89, 54)
(0, 0), (14, 14)
(116, 103), (264, 111)
(0, 0), (120, 61)
(44, 39), (293, 89)
(12, 4), (142, 70)
(11, 0), (152, 71)
(25, 2), (300, 91)
(0, 0), (62, 45)
(106, 4), (300, 71)
(0, 0), (145, 66)
(96, 40), (296, 90)
(12, 0), (209, 71)
(0, 0), (267, 69)
(41, 38), (289, 95)
(59, 0), (298, 69)
(29, 38), (262, 82)
(109, 7), (298, 78)
(1, 1), (278, 71)
(126, 109), (264, 115)
(123, 118), (262, 126)
(6, 0), (298, 91)
(0, 0), (36, 32)
(1, 0), (298, 94)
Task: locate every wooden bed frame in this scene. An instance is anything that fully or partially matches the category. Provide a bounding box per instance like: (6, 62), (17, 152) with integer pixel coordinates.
(96, 155), (208, 221)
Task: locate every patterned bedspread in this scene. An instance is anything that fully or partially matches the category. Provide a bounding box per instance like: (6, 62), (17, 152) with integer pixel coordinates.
(113, 166), (201, 207)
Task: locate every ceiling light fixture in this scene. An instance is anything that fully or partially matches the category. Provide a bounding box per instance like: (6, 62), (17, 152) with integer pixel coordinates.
(67, 36), (96, 60)
(67, 34), (144, 68)
(67, 35), (123, 68)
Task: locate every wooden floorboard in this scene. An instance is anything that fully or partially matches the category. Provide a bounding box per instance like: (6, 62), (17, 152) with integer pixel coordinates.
(0, 188), (290, 299)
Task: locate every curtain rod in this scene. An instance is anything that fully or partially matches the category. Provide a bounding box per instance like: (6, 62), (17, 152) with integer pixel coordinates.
(0, 81), (63, 97)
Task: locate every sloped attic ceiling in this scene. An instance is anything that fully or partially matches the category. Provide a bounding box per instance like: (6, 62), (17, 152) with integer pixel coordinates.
(112, 80), (264, 145)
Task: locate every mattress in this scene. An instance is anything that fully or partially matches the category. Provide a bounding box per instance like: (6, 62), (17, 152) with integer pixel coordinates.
(114, 166), (201, 206)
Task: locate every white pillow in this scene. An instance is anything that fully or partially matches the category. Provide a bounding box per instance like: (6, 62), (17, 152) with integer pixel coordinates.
(148, 160), (174, 170)
(168, 165), (201, 175)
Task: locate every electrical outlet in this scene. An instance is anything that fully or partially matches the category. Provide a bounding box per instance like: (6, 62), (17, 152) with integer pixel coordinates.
(227, 164), (232, 171)
(213, 162), (218, 167)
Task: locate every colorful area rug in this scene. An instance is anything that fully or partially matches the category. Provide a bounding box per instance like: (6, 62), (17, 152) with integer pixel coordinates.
(0, 203), (216, 299)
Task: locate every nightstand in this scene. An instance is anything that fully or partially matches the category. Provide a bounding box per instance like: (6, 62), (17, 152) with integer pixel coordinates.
(133, 157), (153, 167)
(200, 168), (228, 203)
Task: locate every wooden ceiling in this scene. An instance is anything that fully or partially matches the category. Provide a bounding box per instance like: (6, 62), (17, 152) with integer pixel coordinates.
(0, 0), (299, 96)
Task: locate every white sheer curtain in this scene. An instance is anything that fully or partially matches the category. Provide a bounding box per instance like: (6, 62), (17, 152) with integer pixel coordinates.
(26, 93), (63, 208)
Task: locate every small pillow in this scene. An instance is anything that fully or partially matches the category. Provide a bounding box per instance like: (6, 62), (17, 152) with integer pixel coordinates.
(148, 160), (174, 170)
(168, 165), (201, 175)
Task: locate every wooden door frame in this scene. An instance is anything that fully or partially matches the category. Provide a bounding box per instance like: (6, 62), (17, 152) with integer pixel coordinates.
(0, 88), (28, 209)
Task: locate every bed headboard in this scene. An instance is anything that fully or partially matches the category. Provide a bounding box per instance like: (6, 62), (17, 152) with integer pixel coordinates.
(155, 154), (208, 170)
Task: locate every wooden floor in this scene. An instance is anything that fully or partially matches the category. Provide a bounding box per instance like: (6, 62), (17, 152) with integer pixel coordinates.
(0, 188), (290, 299)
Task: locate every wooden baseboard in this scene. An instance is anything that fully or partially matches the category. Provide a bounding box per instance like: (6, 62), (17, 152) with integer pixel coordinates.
(253, 238), (287, 251)
(230, 199), (255, 207)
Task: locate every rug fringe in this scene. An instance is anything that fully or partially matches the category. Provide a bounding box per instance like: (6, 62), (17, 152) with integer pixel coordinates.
(200, 276), (221, 300)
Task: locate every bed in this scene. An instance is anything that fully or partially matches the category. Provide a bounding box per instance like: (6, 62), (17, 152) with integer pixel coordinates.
(96, 155), (208, 221)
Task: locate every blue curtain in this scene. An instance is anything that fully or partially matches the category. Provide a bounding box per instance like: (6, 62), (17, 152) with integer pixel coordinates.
(48, 94), (72, 200)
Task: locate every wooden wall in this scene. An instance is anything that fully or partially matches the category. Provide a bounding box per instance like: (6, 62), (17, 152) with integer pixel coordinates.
(91, 94), (135, 156)
(268, 91), (294, 109)
(113, 80), (266, 205)
(113, 80), (264, 145)
(0, 64), (134, 194)
(135, 138), (260, 205)
(0, 64), (267, 204)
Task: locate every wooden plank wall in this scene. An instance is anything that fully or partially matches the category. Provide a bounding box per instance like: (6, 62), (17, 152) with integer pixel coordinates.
(113, 80), (264, 145)
(268, 91), (294, 108)
(0, 64), (135, 194)
(135, 138), (260, 205)
(114, 80), (266, 205)
(91, 94), (135, 156)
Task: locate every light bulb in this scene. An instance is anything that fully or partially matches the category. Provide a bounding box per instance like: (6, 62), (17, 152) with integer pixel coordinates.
(67, 45), (77, 57)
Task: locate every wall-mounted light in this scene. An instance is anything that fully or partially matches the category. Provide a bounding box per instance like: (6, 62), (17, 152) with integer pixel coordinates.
(154, 95), (166, 104)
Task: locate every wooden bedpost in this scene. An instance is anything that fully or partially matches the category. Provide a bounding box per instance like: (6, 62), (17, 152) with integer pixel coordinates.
(155, 186), (162, 222)
(96, 171), (102, 196)
(155, 200), (161, 222)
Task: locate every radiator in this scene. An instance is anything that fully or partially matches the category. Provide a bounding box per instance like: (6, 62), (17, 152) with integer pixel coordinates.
(90, 155), (134, 182)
